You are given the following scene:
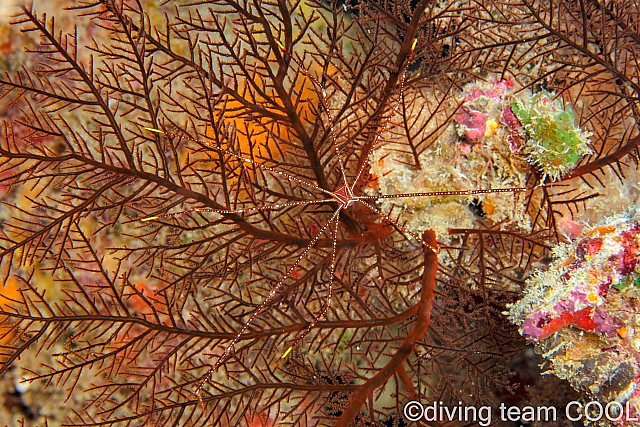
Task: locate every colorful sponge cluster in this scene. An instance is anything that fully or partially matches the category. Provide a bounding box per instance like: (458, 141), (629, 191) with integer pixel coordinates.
(368, 79), (532, 242)
(454, 83), (592, 182)
(367, 80), (593, 250)
(508, 206), (640, 420)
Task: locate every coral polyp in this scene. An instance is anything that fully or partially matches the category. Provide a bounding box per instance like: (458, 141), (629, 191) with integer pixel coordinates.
(508, 205), (640, 415)
(509, 90), (593, 182)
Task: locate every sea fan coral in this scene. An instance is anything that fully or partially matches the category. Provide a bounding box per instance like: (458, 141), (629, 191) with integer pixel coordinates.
(0, 0), (640, 426)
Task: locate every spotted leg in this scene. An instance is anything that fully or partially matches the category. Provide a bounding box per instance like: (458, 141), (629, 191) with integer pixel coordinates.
(188, 207), (343, 407)
(281, 206), (342, 358)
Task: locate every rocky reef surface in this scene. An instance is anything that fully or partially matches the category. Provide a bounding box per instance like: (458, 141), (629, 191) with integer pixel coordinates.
(508, 204), (640, 424)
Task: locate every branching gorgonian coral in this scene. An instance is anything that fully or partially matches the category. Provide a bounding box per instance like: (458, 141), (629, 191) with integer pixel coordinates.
(0, 0), (639, 426)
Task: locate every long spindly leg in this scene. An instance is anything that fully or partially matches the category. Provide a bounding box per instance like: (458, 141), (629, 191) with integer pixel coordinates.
(281, 206), (342, 359)
(144, 127), (333, 197)
(357, 200), (438, 254)
(275, 41), (348, 185)
(356, 186), (530, 201)
(189, 207), (343, 407)
(356, 186), (531, 254)
(352, 39), (418, 188)
(141, 199), (328, 222)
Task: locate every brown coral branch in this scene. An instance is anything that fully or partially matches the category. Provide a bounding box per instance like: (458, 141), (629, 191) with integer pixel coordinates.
(334, 230), (437, 427)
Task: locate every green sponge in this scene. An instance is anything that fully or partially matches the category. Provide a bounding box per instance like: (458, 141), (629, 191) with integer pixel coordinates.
(509, 91), (592, 182)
